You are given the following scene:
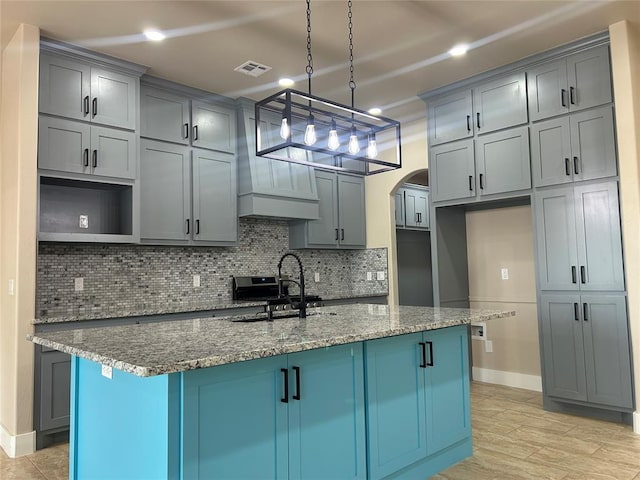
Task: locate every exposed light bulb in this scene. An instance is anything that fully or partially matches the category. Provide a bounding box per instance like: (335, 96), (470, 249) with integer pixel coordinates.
(367, 132), (378, 158)
(304, 117), (317, 146)
(280, 118), (290, 140)
(328, 120), (340, 150)
(348, 128), (360, 155)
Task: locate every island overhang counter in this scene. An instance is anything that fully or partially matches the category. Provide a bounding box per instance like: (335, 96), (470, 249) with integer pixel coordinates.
(28, 304), (514, 480)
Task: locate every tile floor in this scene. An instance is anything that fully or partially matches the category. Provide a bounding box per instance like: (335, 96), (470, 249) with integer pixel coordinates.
(2, 382), (639, 479)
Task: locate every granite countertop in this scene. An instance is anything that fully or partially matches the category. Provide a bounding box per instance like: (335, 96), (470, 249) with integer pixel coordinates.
(28, 304), (514, 377)
(32, 293), (388, 325)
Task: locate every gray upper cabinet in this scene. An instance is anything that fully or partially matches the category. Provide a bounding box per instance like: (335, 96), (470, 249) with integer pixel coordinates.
(473, 72), (528, 135)
(191, 101), (236, 154)
(192, 149), (237, 244)
(535, 181), (624, 292)
(289, 172), (365, 249)
(39, 53), (137, 130)
(531, 106), (617, 187)
(403, 186), (430, 229)
(527, 45), (612, 122)
(540, 293), (632, 409)
(475, 126), (531, 196)
(140, 139), (237, 245)
(430, 139), (475, 203)
(38, 116), (136, 179)
(140, 86), (190, 145)
(427, 90), (473, 146)
(394, 190), (405, 227)
(140, 140), (191, 242)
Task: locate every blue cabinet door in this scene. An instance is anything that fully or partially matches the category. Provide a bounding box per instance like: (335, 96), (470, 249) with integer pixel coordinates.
(182, 356), (288, 480)
(424, 325), (471, 455)
(365, 332), (427, 479)
(288, 343), (366, 480)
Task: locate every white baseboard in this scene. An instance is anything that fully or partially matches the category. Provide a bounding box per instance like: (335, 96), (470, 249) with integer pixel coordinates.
(634, 411), (640, 435)
(472, 367), (542, 392)
(0, 424), (35, 458)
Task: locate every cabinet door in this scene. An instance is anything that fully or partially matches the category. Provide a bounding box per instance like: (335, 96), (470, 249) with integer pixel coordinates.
(338, 174), (366, 248)
(306, 171), (339, 247)
(192, 149), (237, 243)
(288, 343), (366, 480)
(526, 59), (569, 122)
(38, 116), (90, 174)
(581, 295), (633, 408)
(140, 140), (191, 241)
(90, 126), (136, 179)
(182, 356), (288, 480)
(573, 181), (625, 291)
(475, 126), (531, 196)
(534, 187), (580, 291)
(473, 72), (528, 134)
(567, 45), (612, 113)
(404, 188), (429, 229)
(192, 100), (236, 154)
(424, 325), (471, 455)
(430, 139), (475, 203)
(571, 106), (617, 182)
(39, 54), (91, 122)
(530, 117), (573, 187)
(39, 350), (71, 431)
(539, 294), (587, 402)
(395, 190), (405, 227)
(140, 86), (190, 144)
(365, 333), (427, 480)
(91, 67), (137, 130)
(427, 89), (473, 146)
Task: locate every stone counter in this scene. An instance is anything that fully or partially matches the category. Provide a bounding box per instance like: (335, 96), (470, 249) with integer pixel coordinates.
(28, 304), (514, 377)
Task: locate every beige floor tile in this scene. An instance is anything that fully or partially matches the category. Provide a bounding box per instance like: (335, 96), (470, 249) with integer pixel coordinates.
(0, 456), (48, 480)
(471, 446), (571, 480)
(507, 425), (601, 455)
(472, 428), (542, 459)
(492, 409), (575, 434)
(28, 443), (69, 480)
(472, 414), (519, 436)
(529, 446), (640, 480)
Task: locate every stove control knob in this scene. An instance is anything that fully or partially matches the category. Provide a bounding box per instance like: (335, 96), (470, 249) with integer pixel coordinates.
(283, 304), (289, 310)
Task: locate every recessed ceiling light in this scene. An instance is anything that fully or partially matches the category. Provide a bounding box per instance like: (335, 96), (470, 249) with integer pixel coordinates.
(368, 107), (382, 115)
(279, 78), (295, 87)
(449, 44), (469, 57)
(144, 29), (166, 42)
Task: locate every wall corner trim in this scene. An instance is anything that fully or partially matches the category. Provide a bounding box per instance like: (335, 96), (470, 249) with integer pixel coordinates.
(472, 367), (542, 392)
(0, 426), (36, 458)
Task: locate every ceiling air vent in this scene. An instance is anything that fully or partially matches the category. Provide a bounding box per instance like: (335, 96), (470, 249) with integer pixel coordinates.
(234, 60), (272, 77)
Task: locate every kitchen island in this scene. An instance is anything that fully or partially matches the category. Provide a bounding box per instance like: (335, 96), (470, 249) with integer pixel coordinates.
(29, 304), (514, 480)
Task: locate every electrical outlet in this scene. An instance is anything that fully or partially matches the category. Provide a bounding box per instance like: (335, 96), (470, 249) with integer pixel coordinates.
(101, 364), (113, 379)
(79, 215), (89, 229)
(8, 279), (14, 296)
(501, 268), (509, 280)
(193, 275), (201, 287)
(314, 272), (320, 283)
(376, 271), (386, 281)
(74, 277), (84, 292)
(485, 340), (493, 353)
(366, 272), (373, 281)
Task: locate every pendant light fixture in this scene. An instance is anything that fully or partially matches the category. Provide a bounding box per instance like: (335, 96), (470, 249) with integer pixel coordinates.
(255, 0), (401, 176)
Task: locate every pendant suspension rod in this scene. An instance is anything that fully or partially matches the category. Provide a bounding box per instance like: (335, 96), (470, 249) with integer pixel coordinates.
(348, 0), (356, 120)
(306, 0), (313, 102)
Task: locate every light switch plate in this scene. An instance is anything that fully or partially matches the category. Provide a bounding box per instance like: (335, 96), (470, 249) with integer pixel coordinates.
(376, 271), (385, 281)
(101, 364), (113, 379)
(74, 277), (84, 291)
(314, 272), (320, 282)
(8, 279), (14, 296)
(485, 340), (493, 353)
(79, 215), (89, 229)
(193, 275), (201, 287)
(366, 272), (373, 281)
(501, 268), (509, 280)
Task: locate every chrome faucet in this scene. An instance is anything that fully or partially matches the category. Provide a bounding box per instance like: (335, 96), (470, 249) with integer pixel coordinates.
(277, 252), (306, 319)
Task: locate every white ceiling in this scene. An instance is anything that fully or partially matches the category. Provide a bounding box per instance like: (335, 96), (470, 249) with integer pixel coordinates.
(2, 1), (639, 122)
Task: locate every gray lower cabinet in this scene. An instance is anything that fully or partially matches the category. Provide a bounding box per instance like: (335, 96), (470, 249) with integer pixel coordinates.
(430, 126), (530, 204)
(531, 106), (616, 187)
(140, 139), (237, 245)
(289, 171), (365, 249)
(39, 53), (137, 130)
(527, 45), (612, 122)
(427, 89), (473, 146)
(38, 116), (136, 179)
(534, 181), (624, 292)
(38, 349), (71, 432)
(540, 294), (632, 409)
(473, 72), (528, 135)
(403, 186), (430, 229)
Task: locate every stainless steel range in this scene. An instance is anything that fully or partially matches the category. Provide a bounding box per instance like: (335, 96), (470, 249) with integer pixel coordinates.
(232, 275), (323, 320)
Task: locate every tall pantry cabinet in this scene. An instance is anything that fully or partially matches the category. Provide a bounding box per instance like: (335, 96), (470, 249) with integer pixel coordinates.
(423, 34), (633, 420)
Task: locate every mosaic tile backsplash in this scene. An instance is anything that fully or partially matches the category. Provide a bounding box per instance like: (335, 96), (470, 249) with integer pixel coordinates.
(36, 218), (388, 320)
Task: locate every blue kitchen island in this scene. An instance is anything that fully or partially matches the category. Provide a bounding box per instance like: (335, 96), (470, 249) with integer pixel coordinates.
(29, 304), (513, 480)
